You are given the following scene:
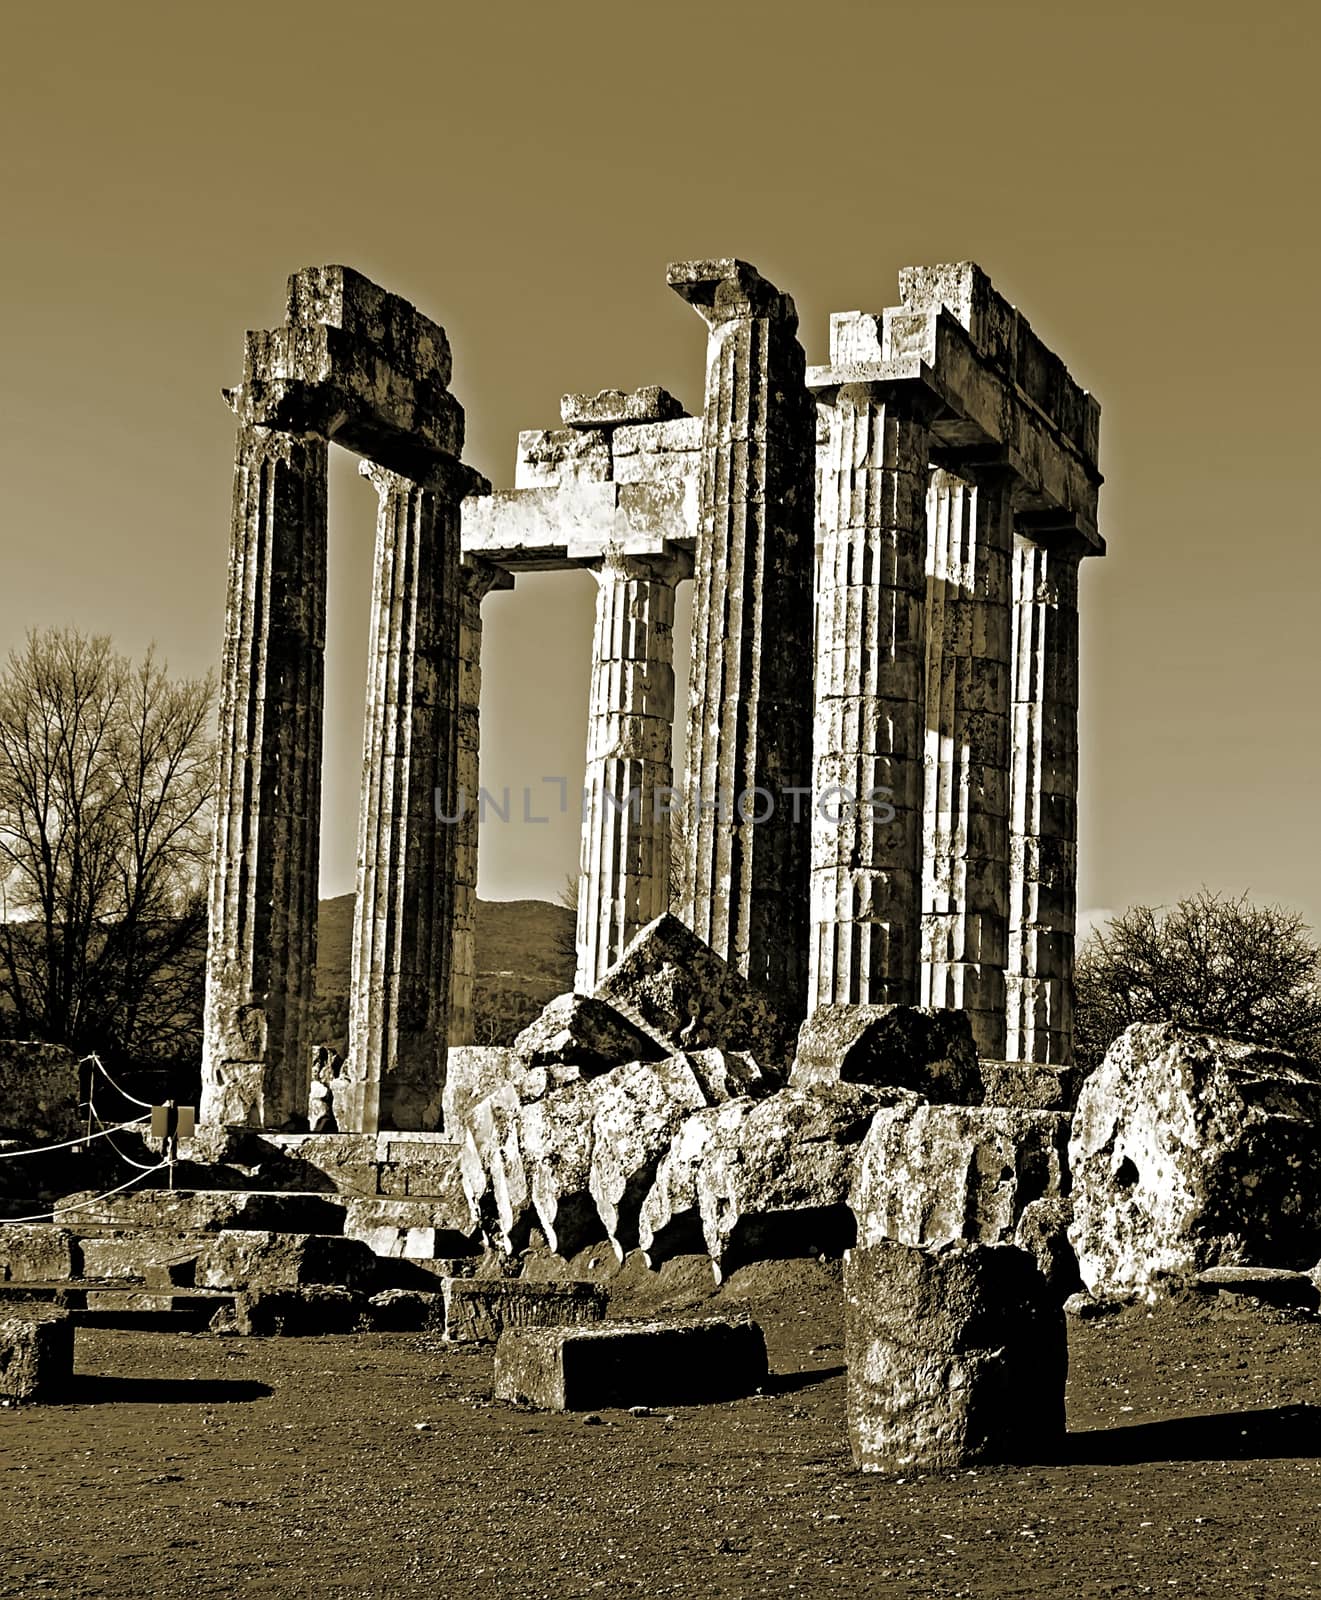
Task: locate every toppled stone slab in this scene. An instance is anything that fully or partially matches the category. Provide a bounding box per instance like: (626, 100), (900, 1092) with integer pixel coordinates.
(514, 993), (664, 1075)
(979, 1060), (1077, 1111)
(444, 1047), (523, 1130)
(0, 1041), (80, 1141)
(493, 1315), (768, 1410)
(460, 1086), (533, 1255)
(696, 1086), (915, 1279)
(594, 915), (797, 1077)
(0, 1305), (74, 1402)
(341, 1196), (478, 1261)
(367, 1288), (447, 1332)
(561, 386), (686, 430)
(791, 1006), (981, 1104)
(1069, 1023), (1321, 1295)
(225, 1285), (366, 1337)
(1193, 1266), (1320, 1310)
(442, 1278), (607, 1344)
(519, 1081), (600, 1258)
(850, 1104), (1071, 1251)
(0, 1226), (80, 1284)
(194, 1231), (379, 1293)
(78, 1232), (209, 1284)
(844, 1240), (1067, 1471)
(50, 1189), (348, 1235)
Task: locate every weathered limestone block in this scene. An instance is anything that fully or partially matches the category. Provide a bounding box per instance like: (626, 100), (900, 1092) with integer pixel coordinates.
(594, 914), (797, 1077)
(515, 427), (612, 487)
(979, 1059), (1076, 1110)
(921, 466), (1015, 1059)
(493, 1315), (768, 1410)
(808, 377), (934, 1008)
(49, 1188), (348, 1235)
(1006, 532), (1083, 1065)
(228, 1285), (365, 1337)
(791, 1004), (981, 1104)
(519, 1080), (601, 1258)
(696, 1086), (915, 1279)
(587, 1056), (716, 1257)
(194, 1231), (379, 1293)
(341, 1196), (478, 1260)
(561, 386), (686, 430)
(367, 1287), (447, 1331)
(459, 1085), (532, 1254)
(575, 547), (690, 989)
(79, 1233), (209, 1284)
(1193, 1266), (1320, 1310)
(0, 1306), (74, 1403)
(637, 1099), (750, 1267)
(844, 1240), (1067, 1471)
(514, 994), (664, 1075)
(202, 422), (327, 1131)
(0, 1226), (79, 1284)
(0, 1043), (81, 1141)
(1011, 1197), (1083, 1299)
(1069, 1023), (1321, 1294)
(669, 259), (816, 1005)
(444, 1046), (524, 1130)
(442, 1277), (607, 1343)
(850, 1102), (1071, 1252)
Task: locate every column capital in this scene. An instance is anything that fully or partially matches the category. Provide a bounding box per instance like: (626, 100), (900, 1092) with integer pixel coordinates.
(667, 258), (797, 328)
(807, 367), (946, 425)
(460, 552), (515, 600)
(590, 541), (693, 588)
(358, 455), (485, 502)
(1013, 510), (1099, 559)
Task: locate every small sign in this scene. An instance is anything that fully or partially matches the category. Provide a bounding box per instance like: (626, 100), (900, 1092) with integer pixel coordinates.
(150, 1103), (196, 1140)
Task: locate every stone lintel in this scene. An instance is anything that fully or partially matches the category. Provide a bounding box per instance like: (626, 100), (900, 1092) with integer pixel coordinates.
(810, 308), (1102, 551)
(460, 480), (697, 571)
(561, 386), (687, 430)
(666, 258), (796, 326)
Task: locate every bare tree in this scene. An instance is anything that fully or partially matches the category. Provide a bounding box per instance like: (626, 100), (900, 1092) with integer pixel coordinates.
(0, 629), (215, 1067)
(1074, 888), (1321, 1073)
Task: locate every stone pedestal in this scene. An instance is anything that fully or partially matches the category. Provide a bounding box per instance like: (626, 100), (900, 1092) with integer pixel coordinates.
(575, 547), (690, 990)
(668, 259), (816, 1007)
(1006, 530), (1083, 1064)
(341, 461), (467, 1133)
(202, 423), (328, 1130)
(810, 384), (933, 1007)
(921, 466), (1014, 1058)
(449, 554), (512, 1047)
(844, 1239), (1066, 1471)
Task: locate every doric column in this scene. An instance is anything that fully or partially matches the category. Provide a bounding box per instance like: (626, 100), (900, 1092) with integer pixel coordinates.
(921, 464), (1015, 1058)
(576, 546), (691, 989)
(809, 382), (934, 1008)
(1006, 527), (1083, 1064)
(202, 421), (328, 1129)
(341, 459), (467, 1133)
(448, 553), (512, 1047)
(668, 258), (817, 1008)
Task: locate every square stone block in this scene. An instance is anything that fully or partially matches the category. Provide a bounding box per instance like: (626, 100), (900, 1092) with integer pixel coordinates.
(441, 1278), (607, 1344)
(0, 1306), (74, 1403)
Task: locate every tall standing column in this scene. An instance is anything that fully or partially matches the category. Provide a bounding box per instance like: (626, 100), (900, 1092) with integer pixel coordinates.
(668, 258), (816, 1008)
(449, 553), (512, 1047)
(810, 383), (933, 1008)
(576, 546), (691, 989)
(1006, 529), (1083, 1064)
(342, 460), (466, 1133)
(202, 421), (328, 1129)
(921, 464), (1015, 1058)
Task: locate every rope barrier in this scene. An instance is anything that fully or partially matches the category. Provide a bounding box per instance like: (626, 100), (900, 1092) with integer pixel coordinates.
(87, 1099), (164, 1172)
(79, 1053), (155, 1111)
(0, 1115), (150, 1161)
(0, 1159), (169, 1225)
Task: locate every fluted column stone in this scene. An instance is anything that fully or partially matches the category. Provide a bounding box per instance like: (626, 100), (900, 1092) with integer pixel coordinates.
(1006, 530), (1083, 1064)
(341, 459), (468, 1133)
(449, 553), (512, 1047)
(202, 423), (328, 1129)
(810, 384), (933, 1008)
(575, 546), (690, 990)
(668, 258), (816, 1009)
(921, 465), (1015, 1057)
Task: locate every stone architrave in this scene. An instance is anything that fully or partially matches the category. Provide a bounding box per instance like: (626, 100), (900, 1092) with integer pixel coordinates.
(809, 378), (936, 1007)
(668, 259), (817, 1009)
(576, 544), (691, 989)
(202, 420), (328, 1130)
(921, 464), (1015, 1059)
(1006, 525), (1084, 1064)
(341, 458), (477, 1134)
(449, 553), (513, 1047)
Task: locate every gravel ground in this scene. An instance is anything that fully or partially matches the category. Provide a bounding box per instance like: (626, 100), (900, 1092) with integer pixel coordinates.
(1, 1259), (1318, 1599)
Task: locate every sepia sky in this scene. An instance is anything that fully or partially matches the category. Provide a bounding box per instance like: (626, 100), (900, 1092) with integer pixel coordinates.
(1, 0), (1317, 935)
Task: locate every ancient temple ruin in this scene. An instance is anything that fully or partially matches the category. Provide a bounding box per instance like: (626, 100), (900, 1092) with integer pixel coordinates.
(200, 258), (1102, 1134)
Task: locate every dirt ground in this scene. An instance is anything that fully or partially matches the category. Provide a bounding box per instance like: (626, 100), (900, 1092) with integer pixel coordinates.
(1, 1258), (1318, 1599)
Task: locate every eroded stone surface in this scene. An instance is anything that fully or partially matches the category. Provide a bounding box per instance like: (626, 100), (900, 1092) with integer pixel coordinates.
(0, 1306), (74, 1403)
(514, 994), (664, 1075)
(791, 1005), (980, 1103)
(442, 1277), (607, 1343)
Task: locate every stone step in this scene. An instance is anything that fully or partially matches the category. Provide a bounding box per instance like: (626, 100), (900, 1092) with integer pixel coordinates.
(0, 1280), (234, 1329)
(493, 1315), (768, 1411)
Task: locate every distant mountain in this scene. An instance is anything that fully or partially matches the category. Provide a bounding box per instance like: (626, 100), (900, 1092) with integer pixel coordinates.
(313, 894), (576, 1049)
